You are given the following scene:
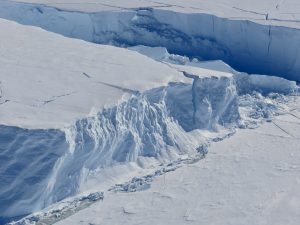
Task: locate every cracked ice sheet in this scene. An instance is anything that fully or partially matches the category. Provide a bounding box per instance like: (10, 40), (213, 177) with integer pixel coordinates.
(0, 18), (191, 129)
(10, 0), (300, 28)
(55, 106), (300, 225)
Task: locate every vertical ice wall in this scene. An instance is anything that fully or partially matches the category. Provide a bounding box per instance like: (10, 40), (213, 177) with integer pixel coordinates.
(91, 8), (300, 81)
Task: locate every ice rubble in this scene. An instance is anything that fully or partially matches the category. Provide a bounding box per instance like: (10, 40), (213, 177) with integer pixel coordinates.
(1, 0), (300, 81)
(8, 192), (104, 225)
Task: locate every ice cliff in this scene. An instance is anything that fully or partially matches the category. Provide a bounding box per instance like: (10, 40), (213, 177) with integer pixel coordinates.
(0, 69), (297, 220)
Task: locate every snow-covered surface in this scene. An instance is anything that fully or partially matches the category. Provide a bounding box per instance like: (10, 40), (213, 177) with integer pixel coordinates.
(55, 106), (300, 225)
(1, 1), (300, 224)
(10, 0), (300, 29)
(0, 17), (299, 222)
(0, 18), (190, 129)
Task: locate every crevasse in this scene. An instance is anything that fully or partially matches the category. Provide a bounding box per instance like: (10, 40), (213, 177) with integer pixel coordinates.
(0, 1), (300, 81)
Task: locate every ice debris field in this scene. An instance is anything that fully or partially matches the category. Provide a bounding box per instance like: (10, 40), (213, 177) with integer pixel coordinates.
(0, 0), (300, 224)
